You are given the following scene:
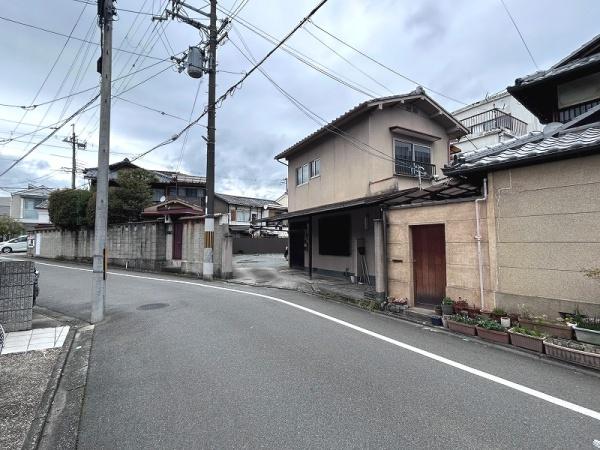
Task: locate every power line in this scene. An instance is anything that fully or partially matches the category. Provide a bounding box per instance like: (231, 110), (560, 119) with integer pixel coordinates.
(499, 0), (538, 70)
(132, 0), (331, 162)
(0, 15), (166, 61)
(307, 19), (467, 105)
(9, 3), (89, 137)
(0, 94), (100, 178)
(175, 79), (204, 173)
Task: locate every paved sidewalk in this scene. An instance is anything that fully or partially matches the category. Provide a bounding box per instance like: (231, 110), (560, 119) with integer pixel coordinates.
(1, 326), (69, 355)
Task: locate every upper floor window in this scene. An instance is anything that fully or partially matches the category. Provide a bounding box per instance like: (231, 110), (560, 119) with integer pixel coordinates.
(310, 159), (320, 178)
(393, 139), (435, 178)
(23, 198), (40, 220)
(296, 164), (309, 186)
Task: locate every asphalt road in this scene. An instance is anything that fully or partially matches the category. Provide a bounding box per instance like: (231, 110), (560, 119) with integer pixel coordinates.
(28, 259), (600, 449)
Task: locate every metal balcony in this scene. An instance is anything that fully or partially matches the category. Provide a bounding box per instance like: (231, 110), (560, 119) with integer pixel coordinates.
(394, 159), (436, 178)
(460, 108), (527, 137)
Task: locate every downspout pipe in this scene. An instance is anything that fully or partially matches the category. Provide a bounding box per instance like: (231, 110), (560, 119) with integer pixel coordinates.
(381, 206), (389, 301)
(475, 178), (488, 311)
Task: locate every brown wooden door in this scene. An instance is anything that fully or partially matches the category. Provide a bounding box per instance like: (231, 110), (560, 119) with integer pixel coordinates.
(412, 224), (446, 306)
(172, 222), (183, 260)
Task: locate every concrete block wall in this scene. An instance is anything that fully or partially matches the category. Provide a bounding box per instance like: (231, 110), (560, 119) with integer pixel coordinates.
(0, 261), (34, 332)
(35, 221), (167, 272)
(178, 219), (230, 277)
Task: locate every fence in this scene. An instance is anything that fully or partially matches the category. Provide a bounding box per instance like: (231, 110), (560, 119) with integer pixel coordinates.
(233, 237), (287, 255)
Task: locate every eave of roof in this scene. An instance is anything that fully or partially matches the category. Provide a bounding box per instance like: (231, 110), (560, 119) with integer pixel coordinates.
(551, 33), (600, 69)
(274, 88), (468, 161)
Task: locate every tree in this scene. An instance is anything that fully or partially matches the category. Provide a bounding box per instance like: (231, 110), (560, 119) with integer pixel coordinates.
(0, 216), (24, 240)
(48, 189), (92, 230)
(87, 169), (155, 225)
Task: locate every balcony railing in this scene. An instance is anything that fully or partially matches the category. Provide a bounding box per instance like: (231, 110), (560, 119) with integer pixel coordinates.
(460, 108), (527, 137)
(394, 159), (436, 178)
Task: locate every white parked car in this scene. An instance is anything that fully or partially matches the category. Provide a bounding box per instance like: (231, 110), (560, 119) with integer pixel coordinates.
(0, 235), (28, 253)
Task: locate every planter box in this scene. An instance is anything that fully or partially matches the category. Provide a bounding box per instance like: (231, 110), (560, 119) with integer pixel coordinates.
(447, 320), (477, 336)
(573, 326), (600, 346)
(509, 330), (545, 353)
(544, 338), (600, 370)
(518, 318), (572, 339)
(476, 327), (510, 345)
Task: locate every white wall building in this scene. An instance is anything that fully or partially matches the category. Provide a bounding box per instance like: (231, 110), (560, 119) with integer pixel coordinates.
(452, 90), (543, 151)
(10, 186), (53, 230)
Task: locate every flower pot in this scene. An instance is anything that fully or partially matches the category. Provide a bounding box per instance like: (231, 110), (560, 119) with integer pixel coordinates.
(431, 316), (443, 327)
(544, 338), (600, 370)
(509, 329), (545, 353)
(500, 317), (511, 328)
(441, 315), (450, 328)
(447, 320), (477, 336)
(476, 327), (510, 345)
(573, 326), (600, 345)
(518, 318), (572, 339)
(441, 304), (454, 315)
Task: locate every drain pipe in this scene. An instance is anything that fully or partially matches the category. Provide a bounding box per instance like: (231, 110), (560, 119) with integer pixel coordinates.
(475, 178), (488, 311)
(381, 206), (389, 301)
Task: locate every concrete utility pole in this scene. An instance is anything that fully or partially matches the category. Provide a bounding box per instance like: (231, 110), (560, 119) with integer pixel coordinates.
(91, 0), (113, 323)
(63, 124), (86, 189)
(203, 0), (217, 281)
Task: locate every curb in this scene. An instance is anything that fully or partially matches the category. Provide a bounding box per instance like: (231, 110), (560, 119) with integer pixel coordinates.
(22, 308), (94, 450)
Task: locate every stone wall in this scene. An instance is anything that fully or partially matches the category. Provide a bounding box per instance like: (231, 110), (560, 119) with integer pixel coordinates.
(35, 221), (167, 272)
(0, 261), (34, 332)
(175, 218), (231, 277)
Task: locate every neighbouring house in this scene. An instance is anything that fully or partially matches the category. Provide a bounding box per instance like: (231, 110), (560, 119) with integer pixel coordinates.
(214, 193), (287, 237)
(271, 87), (468, 294)
(83, 158), (207, 207)
(9, 185), (53, 230)
(0, 196), (10, 217)
(275, 192), (288, 208)
(452, 90), (542, 151)
(384, 33), (600, 316)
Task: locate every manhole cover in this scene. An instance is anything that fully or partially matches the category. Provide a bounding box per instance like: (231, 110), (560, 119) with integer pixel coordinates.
(137, 303), (169, 311)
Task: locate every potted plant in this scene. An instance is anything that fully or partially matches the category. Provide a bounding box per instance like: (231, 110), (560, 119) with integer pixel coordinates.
(518, 317), (573, 339)
(476, 319), (510, 344)
(453, 298), (469, 314)
(490, 307), (507, 322)
(508, 327), (546, 353)
(572, 316), (600, 345)
(544, 337), (600, 370)
(441, 297), (454, 315)
(447, 314), (478, 336)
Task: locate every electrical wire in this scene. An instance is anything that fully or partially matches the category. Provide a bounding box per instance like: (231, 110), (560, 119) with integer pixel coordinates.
(499, 0), (538, 70)
(131, 0), (331, 162)
(0, 93), (100, 178)
(307, 19), (467, 105)
(175, 79), (204, 174)
(0, 15), (166, 61)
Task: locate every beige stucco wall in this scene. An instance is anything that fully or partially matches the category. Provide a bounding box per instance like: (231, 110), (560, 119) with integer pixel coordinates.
(488, 154), (600, 316)
(387, 201), (492, 308)
(287, 105), (451, 212)
(306, 207), (378, 278)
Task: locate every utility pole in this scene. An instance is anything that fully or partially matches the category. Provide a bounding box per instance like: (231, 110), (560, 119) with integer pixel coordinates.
(204, 0), (217, 281)
(63, 124), (87, 189)
(154, 0), (227, 281)
(91, 0), (114, 323)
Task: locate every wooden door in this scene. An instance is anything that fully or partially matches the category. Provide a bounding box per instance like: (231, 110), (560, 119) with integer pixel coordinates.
(412, 224), (446, 306)
(172, 222), (183, 260)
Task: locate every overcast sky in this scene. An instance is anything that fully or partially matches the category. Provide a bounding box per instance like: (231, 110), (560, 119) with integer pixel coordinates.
(0, 0), (598, 199)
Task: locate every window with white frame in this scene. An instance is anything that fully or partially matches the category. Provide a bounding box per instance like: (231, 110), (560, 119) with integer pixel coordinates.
(310, 159), (320, 178)
(393, 139), (434, 177)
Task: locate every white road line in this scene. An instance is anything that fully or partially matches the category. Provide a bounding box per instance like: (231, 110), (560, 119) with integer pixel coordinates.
(36, 260), (600, 422)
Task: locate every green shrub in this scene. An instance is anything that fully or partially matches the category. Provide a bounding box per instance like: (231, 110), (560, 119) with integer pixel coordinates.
(441, 296), (453, 305)
(491, 307), (507, 316)
(449, 314), (478, 325)
(0, 216), (24, 240)
(510, 326), (546, 338)
(477, 319), (505, 331)
(48, 189), (92, 230)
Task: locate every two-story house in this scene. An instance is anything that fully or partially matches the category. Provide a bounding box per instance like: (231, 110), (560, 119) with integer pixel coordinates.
(452, 90), (542, 150)
(83, 158), (206, 207)
(10, 185), (53, 230)
(214, 193), (286, 236)
(272, 88), (468, 292)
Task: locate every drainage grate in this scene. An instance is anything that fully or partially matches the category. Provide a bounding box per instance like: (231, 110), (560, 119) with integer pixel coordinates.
(137, 303), (170, 311)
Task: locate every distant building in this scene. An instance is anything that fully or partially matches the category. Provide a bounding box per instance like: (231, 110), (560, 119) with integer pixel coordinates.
(215, 193), (286, 237)
(452, 90), (543, 151)
(83, 158), (206, 207)
(0, 196), (10, 217)
(10, 185), (53, 230)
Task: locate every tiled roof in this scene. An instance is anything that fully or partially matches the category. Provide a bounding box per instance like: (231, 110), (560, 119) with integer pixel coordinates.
(514, 52), (600, 87)
(215, 193), (283, 208)
(274, 87), (468, 160)
(12, 186), (53, 198)
(83, 159), (205, 184)
(444, 124), (600, 174)
(35, 199), (49, 209)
